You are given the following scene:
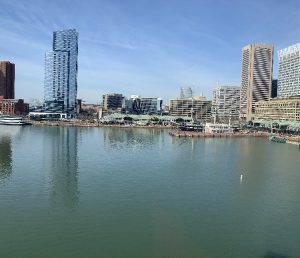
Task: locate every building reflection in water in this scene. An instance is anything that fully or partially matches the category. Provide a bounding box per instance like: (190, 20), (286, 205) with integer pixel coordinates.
(102, 127), (165, 150)
(46, 127), (79, 209)
(0, 136), (12, 181)
(0, 126), (21, 182)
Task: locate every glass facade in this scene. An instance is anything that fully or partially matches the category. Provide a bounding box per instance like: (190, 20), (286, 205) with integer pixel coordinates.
(44, 29), (78, 115)
(277, 43), (300, 98)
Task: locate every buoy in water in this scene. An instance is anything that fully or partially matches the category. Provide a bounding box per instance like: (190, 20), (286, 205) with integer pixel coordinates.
(240, 174), (243, 182)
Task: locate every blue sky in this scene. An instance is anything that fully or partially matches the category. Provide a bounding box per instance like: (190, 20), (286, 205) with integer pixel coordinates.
(0, 0), (299, 103)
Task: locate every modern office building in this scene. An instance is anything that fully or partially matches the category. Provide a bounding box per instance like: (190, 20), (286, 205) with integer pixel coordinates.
(44, 29), (78, 116)
(0, 61), (15, 99)
(271, 79), (278, 98)
(169, 96), (212, 121)
(180, 86), (193, 99)
(212, 86), (240, 122)
(240, 44), (273, 121)
(277, 43), (300, 97)
(102, 93), (124, 111)
(255, 96), (300, 122)
(125, 96), (162, 115)
(140, 97), (162, 114)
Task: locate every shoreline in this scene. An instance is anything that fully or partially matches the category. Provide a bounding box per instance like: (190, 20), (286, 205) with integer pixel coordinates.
(169, 130), (269, 138)
(169, 130), (300, 147)
(27, 120), (300, 146)
(29, 120), (173, 129)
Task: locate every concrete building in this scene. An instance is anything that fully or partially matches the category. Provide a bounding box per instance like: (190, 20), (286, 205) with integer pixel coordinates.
(277, 43), (300, 97)
(44, 29), (78, 116)
(240, 44), (273, 121)
(255, 97), (300, 121)
(169, 96), (212, 121)
(212, 86), (240, 122)
(0, 61), (15, 99)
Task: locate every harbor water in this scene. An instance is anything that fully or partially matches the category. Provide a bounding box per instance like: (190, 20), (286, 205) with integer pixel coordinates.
(0, 125), (300, 257)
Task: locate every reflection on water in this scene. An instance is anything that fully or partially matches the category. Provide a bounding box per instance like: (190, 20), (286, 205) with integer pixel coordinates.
(0, 126), (21, 182)
(263, 251), (291, 258)
(44, 127), (79, 209)
(0, 127), (300, 257)
(0, 136), (12, 181)
(102, 127), (165, 150)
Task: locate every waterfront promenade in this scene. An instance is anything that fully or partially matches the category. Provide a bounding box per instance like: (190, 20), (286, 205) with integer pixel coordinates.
(169, 130), (300, 146)
(169, 130), (269, 138)
(28, 120), (300, 145)
(30, 120), (172, 128)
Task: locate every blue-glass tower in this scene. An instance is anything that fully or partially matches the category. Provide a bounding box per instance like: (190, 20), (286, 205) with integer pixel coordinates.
(44, 29), (78, 115)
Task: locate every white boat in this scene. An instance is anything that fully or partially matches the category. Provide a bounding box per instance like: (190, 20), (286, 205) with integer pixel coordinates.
(0, 116), (31, 125)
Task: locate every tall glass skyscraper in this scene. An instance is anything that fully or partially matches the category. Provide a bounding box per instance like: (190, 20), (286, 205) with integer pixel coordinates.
(277, 43), (300, 98)
(44, 29), (78, 115)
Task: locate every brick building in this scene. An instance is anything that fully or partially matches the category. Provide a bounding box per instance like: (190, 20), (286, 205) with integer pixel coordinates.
(0, 96), (29, 116)
(0, 61), (15, 99)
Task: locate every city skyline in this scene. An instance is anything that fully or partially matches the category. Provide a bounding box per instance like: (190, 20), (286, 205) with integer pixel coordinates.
(0, 0), (299, 103)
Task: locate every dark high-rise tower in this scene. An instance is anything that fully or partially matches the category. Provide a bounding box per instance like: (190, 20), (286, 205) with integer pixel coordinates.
(0, 61), (15, 99)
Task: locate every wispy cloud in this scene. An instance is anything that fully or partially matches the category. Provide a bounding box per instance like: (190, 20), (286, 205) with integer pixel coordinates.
(0, 0), (299, 103)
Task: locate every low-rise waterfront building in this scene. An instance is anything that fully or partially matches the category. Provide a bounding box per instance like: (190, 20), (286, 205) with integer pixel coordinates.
(100, 113), (192, 125)
(124, 96), (162, 115)
(140, 97), (162, 114)
(79, 103), (101, 119)
(254, 97), (300, 121)
(169, 96), (212, 121)
(29, 111), (68, 120)
(205, 123), (233, 133)
(0, 96), (29, 116)
(102, 93), (124, 112)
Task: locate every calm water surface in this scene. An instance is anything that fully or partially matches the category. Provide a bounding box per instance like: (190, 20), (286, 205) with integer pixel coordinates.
(0, 125), (299, 258)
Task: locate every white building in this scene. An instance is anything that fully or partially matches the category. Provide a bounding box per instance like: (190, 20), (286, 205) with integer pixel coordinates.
(212, 86), (240, 122)
(205, 123), (233, 133)
(277, 43), (300, 97)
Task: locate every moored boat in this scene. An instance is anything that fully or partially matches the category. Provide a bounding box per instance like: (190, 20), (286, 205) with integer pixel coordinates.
(0, 116), (31, 125)
(269, 135), (287, 143)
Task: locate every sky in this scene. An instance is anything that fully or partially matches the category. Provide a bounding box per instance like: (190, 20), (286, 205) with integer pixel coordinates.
(0, 0), (299, 104)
